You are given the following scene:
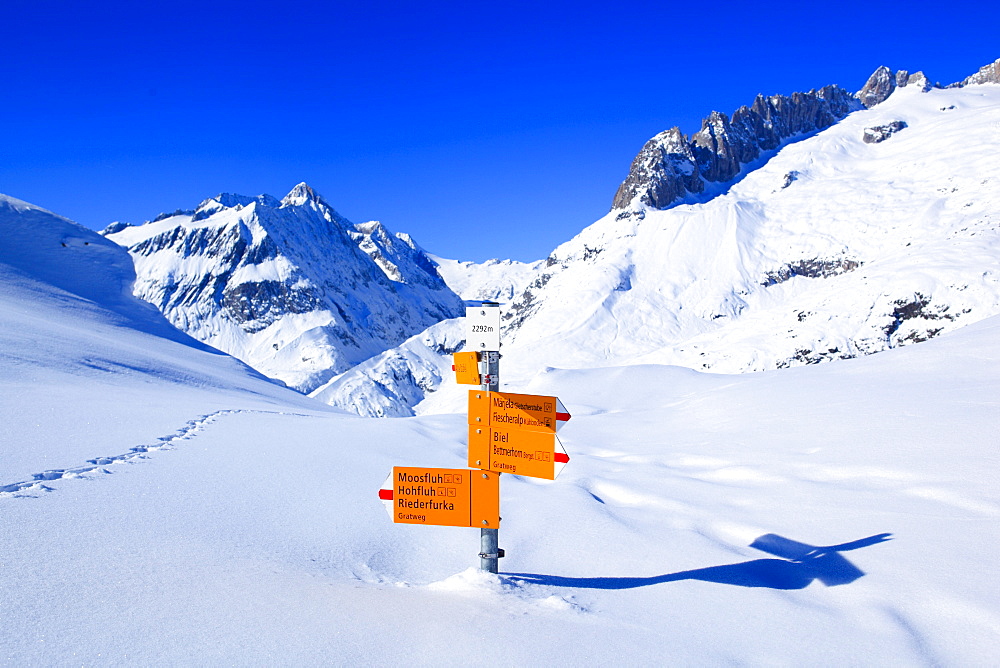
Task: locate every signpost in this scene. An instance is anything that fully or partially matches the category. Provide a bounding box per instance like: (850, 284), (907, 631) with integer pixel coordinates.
(378, 301), (572, 574)
(451, 351), (481, 385)
(468, 424), (569, 480)
(379, 466), (499, 528)
(468, 390), (571, 433)
(465, 305), (501, 352)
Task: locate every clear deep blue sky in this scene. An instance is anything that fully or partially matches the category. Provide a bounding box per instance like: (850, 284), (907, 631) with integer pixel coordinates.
(2, 1), (997, 262)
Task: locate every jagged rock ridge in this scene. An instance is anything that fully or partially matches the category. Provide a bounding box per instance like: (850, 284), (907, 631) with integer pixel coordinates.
(961, 57), (1000, 86)
(611, 85), (861, 211)
(611, 57), (1000, 215)
(857, 66), (936, 108)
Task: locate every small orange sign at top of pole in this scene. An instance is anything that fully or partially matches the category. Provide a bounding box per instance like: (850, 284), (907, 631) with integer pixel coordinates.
(452, 352), (481, 385)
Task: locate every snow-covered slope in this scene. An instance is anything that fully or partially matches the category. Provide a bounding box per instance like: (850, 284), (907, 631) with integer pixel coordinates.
(310, 318), (465, 417)
(0, 194), (327, 484)
(502, 82), (1000, 379)
(4, 231), (999, 663)
(429, 255), (543, 302)
(105, 184), (463, 393)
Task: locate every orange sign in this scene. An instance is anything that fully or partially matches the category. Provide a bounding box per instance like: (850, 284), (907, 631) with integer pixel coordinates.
(468, 390), (571, 433)
(452, 352), (481, 385)
(379, 467), (499, 528)
(468, 426), (569, 480)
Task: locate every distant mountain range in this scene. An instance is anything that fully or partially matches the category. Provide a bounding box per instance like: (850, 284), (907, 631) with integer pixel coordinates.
(310, 59), (1000, 416)
(12, 57), (985, 417)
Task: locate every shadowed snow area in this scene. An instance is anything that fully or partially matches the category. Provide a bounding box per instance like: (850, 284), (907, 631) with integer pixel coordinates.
(2, 188), (998, 662)
(0, 194), (331, 484)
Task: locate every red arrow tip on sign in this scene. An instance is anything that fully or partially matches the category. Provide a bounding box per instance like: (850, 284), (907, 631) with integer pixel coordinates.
(378, 489), (393, 500)
(556, 412), (571, 422)
(554, 452), (570, 464)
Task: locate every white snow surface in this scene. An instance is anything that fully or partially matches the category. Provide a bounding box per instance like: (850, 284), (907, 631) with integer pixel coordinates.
(3, 192), (1000, 664)
(309, 318), (464, 417)
(429, 254), (543, 302)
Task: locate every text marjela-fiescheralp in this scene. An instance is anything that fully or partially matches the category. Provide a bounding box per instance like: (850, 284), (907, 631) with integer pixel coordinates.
(491, 412), (551, 428)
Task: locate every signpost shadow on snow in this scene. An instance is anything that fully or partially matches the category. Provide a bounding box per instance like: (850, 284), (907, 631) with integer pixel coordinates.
(506, 533), (891, 591)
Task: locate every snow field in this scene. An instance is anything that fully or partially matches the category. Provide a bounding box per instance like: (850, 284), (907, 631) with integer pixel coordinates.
(3, 316), (999, 663)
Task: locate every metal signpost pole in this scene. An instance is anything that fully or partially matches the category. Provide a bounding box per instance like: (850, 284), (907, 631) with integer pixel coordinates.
(479, 302), (502, 574)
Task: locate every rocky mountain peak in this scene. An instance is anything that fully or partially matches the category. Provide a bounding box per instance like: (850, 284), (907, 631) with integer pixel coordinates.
(962, 57), (1000, 86)
(193, 193), (280, 221)
(857, 66), (896, 108)
(612, 83), (860, 212)
(857, 65), (951, 106)
(611, 128), (703, 211)
(281, 182), (323, 208)
(104, 186), (463, 394)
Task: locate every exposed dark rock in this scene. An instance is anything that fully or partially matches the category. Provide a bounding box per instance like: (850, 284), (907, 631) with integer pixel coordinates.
(883, 293), (963, 344)
(504, 272), (553, 330)
(100, 221), (133, 236)
(691, 111), (746, 182)
(904, 71), (933, 92)
(612, 128), (703, 210)
(777, 347), (853, 368)
(222, 281), (322, 331)
(961, 57), (1000, 85)
(762, 258), (862, 287)
(612, 84), (860, 211)
(857, 66), (896, 108)
(863, 121), (908, 144)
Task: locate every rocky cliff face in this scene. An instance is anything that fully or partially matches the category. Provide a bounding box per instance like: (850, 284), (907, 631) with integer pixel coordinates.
(962, 57), (1000, 85)
(104, 183), (463, 393)
(857, 66), (937, 108)
(610, 57), (1000, 215)
(611, 84), (861, 212)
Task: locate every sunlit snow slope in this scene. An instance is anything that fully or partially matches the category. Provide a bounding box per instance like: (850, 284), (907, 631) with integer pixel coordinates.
(0, 194), (328, 485)
(504, 84), (1000, 376)
(429, 254), (543, 302)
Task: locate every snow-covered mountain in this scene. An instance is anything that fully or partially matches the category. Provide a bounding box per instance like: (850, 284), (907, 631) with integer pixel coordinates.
(313, 61), (1000, 417)
(309, 318), (465, 417)
(104, 184), (463, 393)
(502, 63), (1000, 374)
(309, 255), (544, 417)
(429, 255), (543, 302)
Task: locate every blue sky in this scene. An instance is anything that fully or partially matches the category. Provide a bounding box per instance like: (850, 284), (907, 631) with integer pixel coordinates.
(2, 1), (997, 262)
